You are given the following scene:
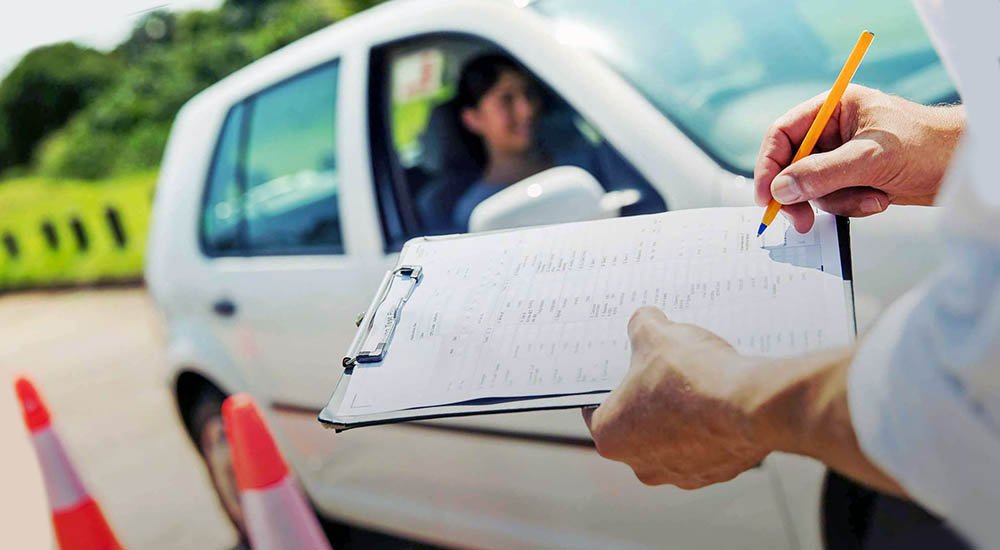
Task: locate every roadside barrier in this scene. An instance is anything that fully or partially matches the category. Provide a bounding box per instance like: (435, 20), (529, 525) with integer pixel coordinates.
(0, 173), (155, 291)
(222, 394), (331, 550)
(14, 375), (123, 550)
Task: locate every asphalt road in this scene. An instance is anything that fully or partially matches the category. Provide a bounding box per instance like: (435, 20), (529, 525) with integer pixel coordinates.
(0, 287), (236, 549)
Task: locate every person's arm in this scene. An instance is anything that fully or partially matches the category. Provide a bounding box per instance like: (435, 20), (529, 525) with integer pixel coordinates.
(742, 344), (905, 496)
(582, 307), (903, 495)
(586, 240), (1000, 547)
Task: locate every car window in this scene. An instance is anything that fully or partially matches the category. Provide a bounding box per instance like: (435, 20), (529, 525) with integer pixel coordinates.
(533, 0), (955, 176)
(200, 62), (343, 257)
(244, 63), (342, 254)
(370, 35), (666, 243)
(202, 103), (245, 255)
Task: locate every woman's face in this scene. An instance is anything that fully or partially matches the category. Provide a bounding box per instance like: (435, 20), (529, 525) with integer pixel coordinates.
(461, 69), (541, 156)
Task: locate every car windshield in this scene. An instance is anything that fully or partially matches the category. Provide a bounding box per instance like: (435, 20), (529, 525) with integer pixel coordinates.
(531, 0), (957, 176)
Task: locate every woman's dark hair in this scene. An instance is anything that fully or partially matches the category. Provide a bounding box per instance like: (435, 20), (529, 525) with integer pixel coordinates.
(454, 53), (531, 169)
(456, 53), (525, 110)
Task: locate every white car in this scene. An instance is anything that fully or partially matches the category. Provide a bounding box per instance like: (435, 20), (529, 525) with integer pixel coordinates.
(147, 0), (952, 547)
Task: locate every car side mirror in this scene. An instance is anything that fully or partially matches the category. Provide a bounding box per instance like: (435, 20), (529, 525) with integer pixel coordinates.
(468, 166), (640, 233)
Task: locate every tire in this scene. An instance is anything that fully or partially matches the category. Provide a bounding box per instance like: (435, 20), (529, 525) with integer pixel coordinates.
(185, 387), (429, 549)
(187, 387), (249, 548)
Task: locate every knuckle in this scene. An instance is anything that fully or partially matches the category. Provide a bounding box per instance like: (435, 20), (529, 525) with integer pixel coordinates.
(754, 174), (771, 195)
(587, 413), (621, 459)
(814, 198), (848, 217)
(842, 203), (869, 217)
(764, 122), (784, 141)
(592, 433), (621, 460)
(697, 325), (733, 350)
(856, 139), (884, 165)
(590, 435), (604, 455)
(845, 83), (866, 101)
(790, 164), (822, 198)
(628, 307), (655, 337)
(634, 468), (664, 487)
(634, 305), (660, 320)
(673, 478), (705, 491)
(713, 468), (743, 484)
(794, 159), (838, 199)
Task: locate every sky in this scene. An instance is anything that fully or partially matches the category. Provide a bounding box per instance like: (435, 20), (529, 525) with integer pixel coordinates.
(0, 0), (223, 79)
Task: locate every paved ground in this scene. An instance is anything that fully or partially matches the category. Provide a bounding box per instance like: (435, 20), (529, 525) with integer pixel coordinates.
(0, 287), (236, 549)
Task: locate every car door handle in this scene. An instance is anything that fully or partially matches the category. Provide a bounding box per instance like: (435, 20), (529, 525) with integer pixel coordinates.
(212, 299), (237, 318)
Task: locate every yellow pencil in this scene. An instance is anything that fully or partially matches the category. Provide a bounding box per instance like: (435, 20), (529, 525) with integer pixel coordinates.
(758, 30), (875, 236)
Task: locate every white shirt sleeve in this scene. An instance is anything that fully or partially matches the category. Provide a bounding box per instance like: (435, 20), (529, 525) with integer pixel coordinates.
(850, 4), (1000, 540)
(848, 155), (1000, 547)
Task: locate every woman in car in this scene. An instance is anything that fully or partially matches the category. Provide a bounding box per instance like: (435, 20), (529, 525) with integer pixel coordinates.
(449, 53), (665, 232)
(450, 53), (551, 230)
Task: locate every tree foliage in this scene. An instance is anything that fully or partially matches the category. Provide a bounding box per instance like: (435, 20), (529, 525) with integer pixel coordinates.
(0, 43), (119, 171)
(1, 0), (384, 181)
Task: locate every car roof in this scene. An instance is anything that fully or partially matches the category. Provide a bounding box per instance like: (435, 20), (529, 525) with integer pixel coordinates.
(179, 0), (524, 120)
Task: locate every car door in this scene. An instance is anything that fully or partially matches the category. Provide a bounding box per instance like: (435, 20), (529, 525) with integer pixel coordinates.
(198, 57), (393, 408)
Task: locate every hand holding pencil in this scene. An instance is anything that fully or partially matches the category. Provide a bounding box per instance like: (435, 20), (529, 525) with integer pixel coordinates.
(754, 32), (966, 235)
(756, 31), (874, 236)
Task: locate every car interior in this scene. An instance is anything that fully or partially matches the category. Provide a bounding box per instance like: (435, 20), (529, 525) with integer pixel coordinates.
(369, 36), (668, 246)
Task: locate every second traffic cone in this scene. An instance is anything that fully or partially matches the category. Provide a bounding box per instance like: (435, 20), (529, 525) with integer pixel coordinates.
(14, 375), (123, 550)
(222, 394), (331, 550)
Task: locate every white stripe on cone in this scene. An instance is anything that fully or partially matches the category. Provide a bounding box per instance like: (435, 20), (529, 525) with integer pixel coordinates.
(241, 475), (331, 550)
(30, 427), (90, 512)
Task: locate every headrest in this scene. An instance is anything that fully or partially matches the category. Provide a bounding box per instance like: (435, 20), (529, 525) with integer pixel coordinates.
(417, 98), (480, 177)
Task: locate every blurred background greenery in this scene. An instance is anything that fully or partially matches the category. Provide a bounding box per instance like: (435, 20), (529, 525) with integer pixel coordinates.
(0, 0), (382, 291)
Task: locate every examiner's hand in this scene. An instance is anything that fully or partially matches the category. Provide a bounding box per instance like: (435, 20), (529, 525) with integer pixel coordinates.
(582, 307), (770, 489)
(755, 84), (964, 232)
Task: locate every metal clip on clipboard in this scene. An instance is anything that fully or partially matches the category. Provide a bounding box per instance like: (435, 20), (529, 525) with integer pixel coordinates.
(342, 265), (423, 368)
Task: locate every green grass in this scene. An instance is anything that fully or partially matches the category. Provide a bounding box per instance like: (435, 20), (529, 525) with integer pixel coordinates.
(0, 78), (443, 293)
(0, 172), (157, 291)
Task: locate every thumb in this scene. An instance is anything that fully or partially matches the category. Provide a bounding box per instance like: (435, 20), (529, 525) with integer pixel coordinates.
(771, 138), (886, 205)
(627, 306), (672, 356)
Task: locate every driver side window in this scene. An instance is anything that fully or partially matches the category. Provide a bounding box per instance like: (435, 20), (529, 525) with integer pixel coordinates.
(368, 35), (666, 248)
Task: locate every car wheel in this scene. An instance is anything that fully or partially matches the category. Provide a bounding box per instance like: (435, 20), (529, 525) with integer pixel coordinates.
(185, 387), (420, 549)
(187, 387), (248, 548)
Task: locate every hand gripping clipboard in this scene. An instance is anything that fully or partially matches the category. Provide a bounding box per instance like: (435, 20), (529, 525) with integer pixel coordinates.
(318, 215), (856, 433)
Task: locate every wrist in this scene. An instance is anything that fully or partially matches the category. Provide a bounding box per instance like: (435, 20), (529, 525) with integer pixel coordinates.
(933, 103), (966, 135)
(922, 103), (966, 192)
(737, 345), (907, 495)
(739, 347), (855, 457)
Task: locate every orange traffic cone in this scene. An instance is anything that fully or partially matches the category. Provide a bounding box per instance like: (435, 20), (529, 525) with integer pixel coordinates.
(14, 375), (123, 550)
(222, 394), (331, 550)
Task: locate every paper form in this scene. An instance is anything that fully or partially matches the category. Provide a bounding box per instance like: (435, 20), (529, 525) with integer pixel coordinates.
(338, 207), (852, 416)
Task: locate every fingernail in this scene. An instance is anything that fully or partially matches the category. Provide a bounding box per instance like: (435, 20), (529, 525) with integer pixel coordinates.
(861, 197), (883, 214)
(771, 175), (801, 203)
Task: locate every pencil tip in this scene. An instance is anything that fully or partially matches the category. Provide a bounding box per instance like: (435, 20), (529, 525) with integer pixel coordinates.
(757, 223), (767, 237)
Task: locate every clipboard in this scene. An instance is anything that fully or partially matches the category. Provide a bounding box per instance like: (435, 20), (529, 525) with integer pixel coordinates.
(319, 214), (855, 432)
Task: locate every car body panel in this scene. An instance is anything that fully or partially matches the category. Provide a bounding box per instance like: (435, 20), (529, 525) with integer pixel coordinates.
(274, 408), (794, 549)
